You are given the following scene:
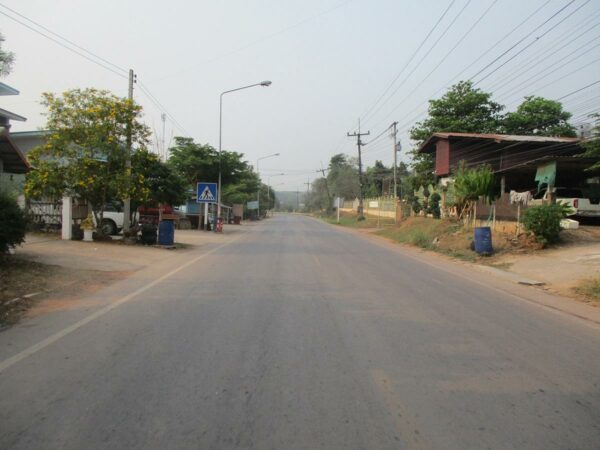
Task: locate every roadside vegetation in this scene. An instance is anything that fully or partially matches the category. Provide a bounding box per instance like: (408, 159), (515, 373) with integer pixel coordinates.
(573, 278), (600, 306)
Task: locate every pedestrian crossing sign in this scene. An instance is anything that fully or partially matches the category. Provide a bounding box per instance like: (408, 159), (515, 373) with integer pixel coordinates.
(196, 182), (218, 203)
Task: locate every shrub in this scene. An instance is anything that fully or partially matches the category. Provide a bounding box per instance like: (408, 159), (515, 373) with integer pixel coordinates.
(0, 191), (27, 253)
(428, 192), (441, 218)
(522, 203), (569, 247)
(411, 230), (430, 248)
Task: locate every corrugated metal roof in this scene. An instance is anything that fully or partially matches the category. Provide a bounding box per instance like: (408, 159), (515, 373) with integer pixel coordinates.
(0, 107), (27, 122)
(430, 132), (580, 143)
(0, 82), (19, 96)
(0, 130), (30, 173)
(419, 132), (581, 153)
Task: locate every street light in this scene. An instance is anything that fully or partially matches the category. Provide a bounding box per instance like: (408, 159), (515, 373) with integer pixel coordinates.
(267, 173), (285, 216)
(256, 153), (280, 219)
(218, 80), (272, 224)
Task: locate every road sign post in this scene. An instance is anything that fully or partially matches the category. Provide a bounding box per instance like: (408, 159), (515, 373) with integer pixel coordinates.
(197, 182), (218, 231)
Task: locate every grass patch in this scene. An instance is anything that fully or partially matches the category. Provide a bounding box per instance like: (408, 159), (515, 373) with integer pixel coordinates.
(320, 212), (381, 229)
(573, 278), (600, 305)
(320, 212), (524, 265)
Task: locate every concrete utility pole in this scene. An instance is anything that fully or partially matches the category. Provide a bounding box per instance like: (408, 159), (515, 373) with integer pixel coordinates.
(347, 120), (369, 219)
(161, 113), (167, 161)
(318, 162), (332, 208)
(123, 69), (135, 233)
(304, 178), (311, 209)
(391, 121), (398, 199)
(296, 189), (300, 212)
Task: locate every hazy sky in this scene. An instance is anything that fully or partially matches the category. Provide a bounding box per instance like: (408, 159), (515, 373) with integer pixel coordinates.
(2, 0), (599, 191)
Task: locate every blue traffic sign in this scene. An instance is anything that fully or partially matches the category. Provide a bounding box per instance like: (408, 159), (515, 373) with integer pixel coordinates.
(196, 182), (218, 203)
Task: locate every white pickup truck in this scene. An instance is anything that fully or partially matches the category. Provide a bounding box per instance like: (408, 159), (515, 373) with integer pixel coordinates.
(92, 204), (125, 235)
(530, 187), (600, 218)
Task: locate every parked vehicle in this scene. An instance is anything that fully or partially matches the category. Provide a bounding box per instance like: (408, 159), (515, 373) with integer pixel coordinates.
(93, 202), (139, 235)
(530, 187), (600, 217)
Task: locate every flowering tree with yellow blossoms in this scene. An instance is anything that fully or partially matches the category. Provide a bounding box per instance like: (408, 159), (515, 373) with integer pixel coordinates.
(25, 88), (151, 229)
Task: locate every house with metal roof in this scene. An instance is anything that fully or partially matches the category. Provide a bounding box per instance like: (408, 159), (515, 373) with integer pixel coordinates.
(417, 132), (598, 193)
(0, 82), (30, 195)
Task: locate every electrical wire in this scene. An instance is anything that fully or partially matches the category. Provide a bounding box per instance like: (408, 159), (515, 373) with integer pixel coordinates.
(359, 0), (457, 123)
(154, 0), (354, 82)
(136, 82), (192, 137)
(504, 55), (600, 106)
(0, 4), (194, 142)
(469, 0), (577, 82)
(367, 0), (498, 131)
(474, 0), (592, 86)
(556, 80), (600, 100)
(486, 18), (600, 93)
(0, 9), (127, 79)
(366, 0), (555, 145)
(495, 40), (600, 100)
(362, 0), (473, 127)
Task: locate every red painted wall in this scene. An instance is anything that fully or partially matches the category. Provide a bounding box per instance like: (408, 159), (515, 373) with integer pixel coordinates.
(435, 139), (450, 176)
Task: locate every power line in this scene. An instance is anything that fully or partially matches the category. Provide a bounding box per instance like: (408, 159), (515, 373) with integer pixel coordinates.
(0, 3), (194, 141)
(556, 80), (600, 100)
(368, 0), (554, 144)
(137, 82), (193, 137)
(495, 39), (600, 100)
(0, 8), (127, 79)
(504, 55), (600, 106)
(486, 18), (600, 93)
(484, 12), (600, 92)
(474, 0), (592, 86)
(469, 0), (578, 82)
(368, 0), (497, 131)
(154, 0), (354, 82)
(359, 0), (457, 123)
(363, 0), (473, 127)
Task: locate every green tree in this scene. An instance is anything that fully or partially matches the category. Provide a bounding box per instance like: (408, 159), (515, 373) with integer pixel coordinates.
(409, 81), (504, 190)
(0, 32), (14, 77)
(167, 136), (263, 214)
(327, 153), (359, 199)
(305, 177), (330, 212)
(0, 191), (26, 254)
(503, 96), (576, 137)
(130, 148), (187, 210)
(167, 137), (249, 189)
(25, 88), (151, 229)
(364, 160), (392, 197)
(410, 80), (504, 143)
(581, 114), (600, 169)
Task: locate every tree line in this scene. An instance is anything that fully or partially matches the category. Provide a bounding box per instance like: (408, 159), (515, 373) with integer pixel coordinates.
(304, 80), (599, 212)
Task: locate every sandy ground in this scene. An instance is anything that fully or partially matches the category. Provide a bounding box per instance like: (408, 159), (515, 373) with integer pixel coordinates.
(1, 226), (249, 323)
(491, 226), (600, 302)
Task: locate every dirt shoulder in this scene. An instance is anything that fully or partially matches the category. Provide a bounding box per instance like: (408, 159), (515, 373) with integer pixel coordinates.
(320, 212), (600, 308)
(1, 227), (246, 325)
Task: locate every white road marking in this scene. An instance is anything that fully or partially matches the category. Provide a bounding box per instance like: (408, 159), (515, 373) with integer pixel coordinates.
(0, 233), (244, 374)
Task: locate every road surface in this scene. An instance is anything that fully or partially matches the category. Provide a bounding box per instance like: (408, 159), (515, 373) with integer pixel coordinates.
(1, 215), (599, 449)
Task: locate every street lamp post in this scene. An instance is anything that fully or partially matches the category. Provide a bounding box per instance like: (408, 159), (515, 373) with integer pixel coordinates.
(256, 153), (280, 219)
(218, 80), (272, 226)
(267, 173), (285, 216)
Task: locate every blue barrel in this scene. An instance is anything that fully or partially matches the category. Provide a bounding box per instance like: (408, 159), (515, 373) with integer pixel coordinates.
(158, 220), (175, 246)
(474, 226), (493, 255)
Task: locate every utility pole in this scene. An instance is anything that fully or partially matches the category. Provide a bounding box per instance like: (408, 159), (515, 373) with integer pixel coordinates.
(317, 162), (332, 210)
(123, 69), (135, 233)
(304, 177), (311, 210)
(161, 113), (167, 161)
(347, 120), (369, 220)
(391, 122), (398, 199)
(296, 188), (300, 212)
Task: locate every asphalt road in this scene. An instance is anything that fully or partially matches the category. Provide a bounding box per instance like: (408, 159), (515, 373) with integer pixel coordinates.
(1, 215), (599, 449)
